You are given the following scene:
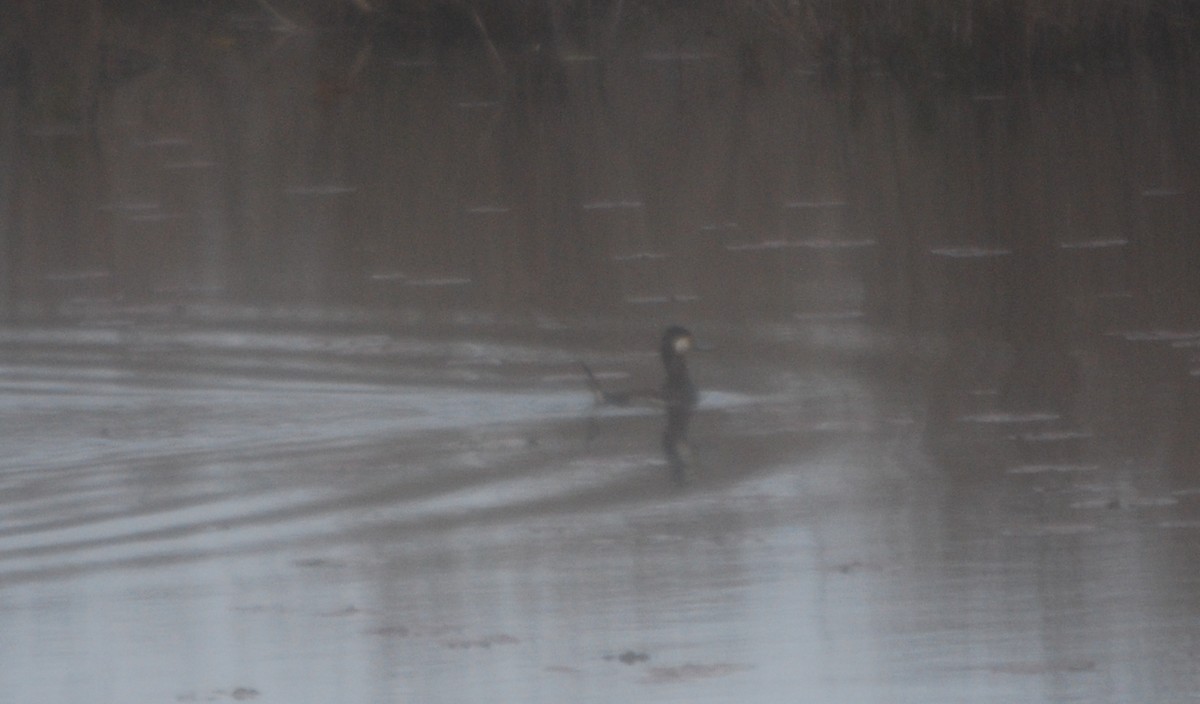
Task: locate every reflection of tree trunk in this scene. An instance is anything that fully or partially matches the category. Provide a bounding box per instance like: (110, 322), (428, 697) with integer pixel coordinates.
(997, 92), (1078, 419)
(1172, 380), (1200, 479)
(12, 0), (109, 305)
(212, 78), (248, 298)
(715, 45), (757, 226)
(0, 50), (29, 316)
(501, 106), (586, 307)
(497, 26), (596, 309)
(882, 88), (921, 332)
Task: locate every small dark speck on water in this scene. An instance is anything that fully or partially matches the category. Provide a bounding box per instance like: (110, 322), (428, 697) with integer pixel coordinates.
(293, 557), (344, 569)
(443, 634), (520, 649)
(321, 605), (362, 617)
(176, 687), (259, 702)
(606, 650), (650, 665)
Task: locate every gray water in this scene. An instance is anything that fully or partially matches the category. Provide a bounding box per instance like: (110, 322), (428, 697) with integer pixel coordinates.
(2, 12), (1200, 704)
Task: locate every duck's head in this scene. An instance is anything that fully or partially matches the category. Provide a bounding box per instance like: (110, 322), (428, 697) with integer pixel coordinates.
(660, 325), (694, 365)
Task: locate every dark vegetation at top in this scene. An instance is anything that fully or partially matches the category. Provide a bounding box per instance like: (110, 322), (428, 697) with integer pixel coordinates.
(2, 0), (1198, 100)
(297, 0), (1197, 82)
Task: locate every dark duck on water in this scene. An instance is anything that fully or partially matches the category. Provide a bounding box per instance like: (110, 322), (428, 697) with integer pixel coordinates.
(582, 326), (698, 410)
(582, 326), (699, 481)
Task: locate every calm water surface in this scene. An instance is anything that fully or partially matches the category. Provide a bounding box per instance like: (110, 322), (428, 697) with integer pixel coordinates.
(2, 13), (1200, 703)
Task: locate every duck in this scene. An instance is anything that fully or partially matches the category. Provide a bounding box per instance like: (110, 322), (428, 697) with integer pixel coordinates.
(581, 325), (698, 410)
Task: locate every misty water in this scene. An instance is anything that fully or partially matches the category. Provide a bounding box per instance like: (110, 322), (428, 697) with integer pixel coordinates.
(3, 15), (1200, 704)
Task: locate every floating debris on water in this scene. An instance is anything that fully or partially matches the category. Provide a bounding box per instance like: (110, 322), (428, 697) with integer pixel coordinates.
(791, 238), (876, 249)
(1016, 430), (1094, 442)
(958, 412), (1061, 424)
(1125, 496), (1178, 507)
(1141, 187), (1183, 198)
(1059, 238), (1128, 249)
(1110, 330), (1200, 342)
(725, 239), (791, 252)
(152, 283), (225, 297)
(1070, 495), (1176, 510)
(138, 136), (193, 148)
(811, 419), (874, 433)
(176, 687), (260, 702)
(983, 658), (1095, 675)
(641, 663), (753, 684)
(831, 560), (867, 574)
(1002, 523), (1098, 537)
(726, 237), (874, 251)
(624, 294), (699, 305)
(128, 211), (181, 222)
(793, 310), (865, 321)
(101, 200), (161, 213)
(406, 277), (472, 287)
(293, 557), (345, 569)
(283, 184), (356, 196)
(782, 199), (847, 209)
(582, 200), (643, 210)
(442, 633), (520, 649)
(1007, 464), (1099, 475)
(1158, 520), (1200, 529)
(44, 270), (111, 282)
(320, 605), (363, 617)
(612, 252), (668, 262)
(604, 650), (650, 665)
(369, 271), (406, 281)
(642, 51), (715, 62)
(930, 247), (1012, 258)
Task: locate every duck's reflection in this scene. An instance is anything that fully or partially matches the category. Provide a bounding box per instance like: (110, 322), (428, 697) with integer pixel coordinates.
(662, 399), (695, 483)
(583, 325), (700, 484)
(659, 326), (698, 483)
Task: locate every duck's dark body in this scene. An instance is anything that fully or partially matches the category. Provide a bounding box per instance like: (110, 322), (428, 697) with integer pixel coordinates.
(583, 326), (699, 481)
(582, 326), (697, 410)
(659, 325), (698, 411)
